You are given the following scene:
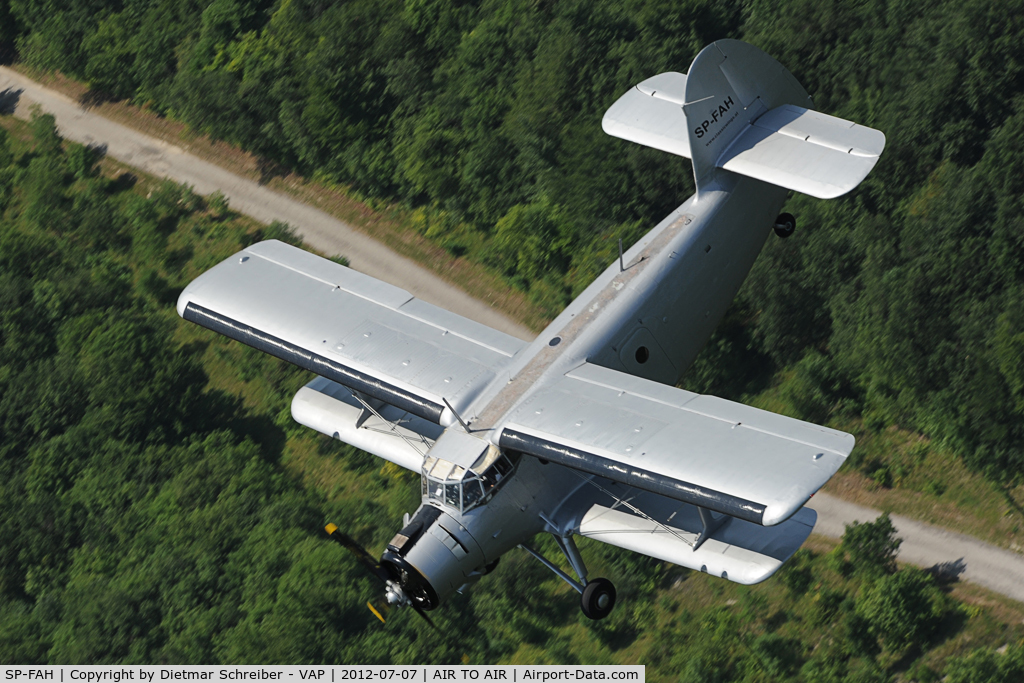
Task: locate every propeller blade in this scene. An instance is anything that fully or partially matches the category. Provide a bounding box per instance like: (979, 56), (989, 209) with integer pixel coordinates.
(325, 524), (392, 583)
(367, 600), (389, 624)
(411, 602), (439, 631)
(326, 523), (436, 631)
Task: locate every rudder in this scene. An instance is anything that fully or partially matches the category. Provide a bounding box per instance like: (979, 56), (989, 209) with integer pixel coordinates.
(683, 40), (812, 192)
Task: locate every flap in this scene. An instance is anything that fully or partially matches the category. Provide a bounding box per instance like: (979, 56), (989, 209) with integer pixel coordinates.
(717, 104), (886, 198)
(499, 363), (853, 526)
(602, 72), (691, 159)
(178, 240), (525, 424)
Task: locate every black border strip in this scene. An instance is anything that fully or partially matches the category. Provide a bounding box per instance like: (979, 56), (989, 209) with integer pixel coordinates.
(183, 302), (445, 424)
(500, 428), (766, 525)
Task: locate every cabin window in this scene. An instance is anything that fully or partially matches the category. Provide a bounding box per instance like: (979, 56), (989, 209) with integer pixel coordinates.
(421, 450), (519, 513)
(462, 479), (485, 509)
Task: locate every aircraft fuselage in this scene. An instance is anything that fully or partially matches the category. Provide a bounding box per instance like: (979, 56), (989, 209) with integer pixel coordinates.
(392, 171), (789, 608)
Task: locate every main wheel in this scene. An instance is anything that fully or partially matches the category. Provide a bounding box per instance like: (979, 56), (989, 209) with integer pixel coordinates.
(580, 578), (616, 620)
(773, 213), (796, 238)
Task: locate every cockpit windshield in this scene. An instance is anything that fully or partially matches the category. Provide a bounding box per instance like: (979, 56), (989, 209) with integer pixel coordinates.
(421, 445), (519, 513)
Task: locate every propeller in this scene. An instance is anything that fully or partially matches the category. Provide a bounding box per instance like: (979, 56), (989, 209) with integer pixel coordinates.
(324, 523), (439, 632)
(366, 600), (390, 624)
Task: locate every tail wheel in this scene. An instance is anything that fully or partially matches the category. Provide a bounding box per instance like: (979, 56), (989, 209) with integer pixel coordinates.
(774, 213), (796, 238)
(580, 578), (616, 620)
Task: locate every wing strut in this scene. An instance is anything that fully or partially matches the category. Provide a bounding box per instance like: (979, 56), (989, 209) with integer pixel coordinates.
(351, 391), (431, 457)
(569, 470), (697, 548)
(695, 507), (729, 551)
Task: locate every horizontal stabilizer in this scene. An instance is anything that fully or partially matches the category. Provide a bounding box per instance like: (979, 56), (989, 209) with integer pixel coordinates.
(603, 39), (885, 198)
(602, 72), (691, 159)
(718, 104), (885, 198)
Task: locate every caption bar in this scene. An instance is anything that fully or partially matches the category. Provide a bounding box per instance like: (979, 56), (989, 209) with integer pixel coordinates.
(3, 667), (643, 683)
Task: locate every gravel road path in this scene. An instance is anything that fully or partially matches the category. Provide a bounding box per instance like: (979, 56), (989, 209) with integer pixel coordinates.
(4, 66), (1022, 604)
(809, 493), (1024, 602)
(0, 67), (533, 342)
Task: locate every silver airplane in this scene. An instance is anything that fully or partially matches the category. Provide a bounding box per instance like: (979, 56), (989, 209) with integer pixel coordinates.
(177, 39), (884, 621)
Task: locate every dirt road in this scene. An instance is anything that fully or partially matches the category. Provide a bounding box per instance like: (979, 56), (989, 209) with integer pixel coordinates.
(0, 67), (532, 342)
(3, 66), (1022, 604)
(810, 494), (1024, 602)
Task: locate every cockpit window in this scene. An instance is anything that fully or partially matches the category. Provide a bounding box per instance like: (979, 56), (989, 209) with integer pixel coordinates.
(462, 478), (484, 509)
(421, 447), (519, 513)
(427, 457), (454, 480)
(444, 482), (460, 508)
(482, 454), (513, 490)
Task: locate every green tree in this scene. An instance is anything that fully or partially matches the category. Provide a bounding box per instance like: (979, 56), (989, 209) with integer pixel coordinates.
(839, 513), (901, 578)
(857, 569), (947, 654)
(491, 200), (573, 286)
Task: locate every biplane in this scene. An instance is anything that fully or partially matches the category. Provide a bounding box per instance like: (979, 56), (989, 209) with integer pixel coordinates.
(178, 39), (884, 620)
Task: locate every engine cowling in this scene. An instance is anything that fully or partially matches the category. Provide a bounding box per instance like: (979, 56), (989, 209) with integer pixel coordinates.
(380, 504), (485, 609)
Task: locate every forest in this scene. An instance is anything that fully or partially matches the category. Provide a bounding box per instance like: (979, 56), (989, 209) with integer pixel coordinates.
(1, 0), (1024, 676)
(3, 0), (1023, 487)
(0, 111), (1022, 677)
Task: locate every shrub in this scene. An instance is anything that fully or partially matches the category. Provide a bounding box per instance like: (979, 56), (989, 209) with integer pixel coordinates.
(840, 513), (901, 577)
(857, 569), (947, 653)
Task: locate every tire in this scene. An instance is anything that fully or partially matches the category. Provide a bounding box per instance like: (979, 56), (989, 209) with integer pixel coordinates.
(580, 578), (616, 620)
(774, 213), (796, 238)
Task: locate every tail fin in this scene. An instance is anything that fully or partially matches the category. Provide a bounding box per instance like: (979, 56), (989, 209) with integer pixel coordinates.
(603, 39), (885, 199)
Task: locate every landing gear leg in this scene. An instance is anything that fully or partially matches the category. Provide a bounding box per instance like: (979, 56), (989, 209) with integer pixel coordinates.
(520, 534), (617, 620)
(774, 212), (796, 238)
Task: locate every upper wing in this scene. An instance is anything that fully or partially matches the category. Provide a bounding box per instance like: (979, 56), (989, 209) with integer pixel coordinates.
(499, 363), (852, 526)
(177, 240), (526, 425)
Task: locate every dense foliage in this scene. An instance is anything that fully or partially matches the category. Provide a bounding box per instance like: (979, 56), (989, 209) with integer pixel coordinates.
(0, 116), (460, 663)
(1, 114), (1022, 676)
(3, 0), (1024, 672)
(4, 0), (1023, 485)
